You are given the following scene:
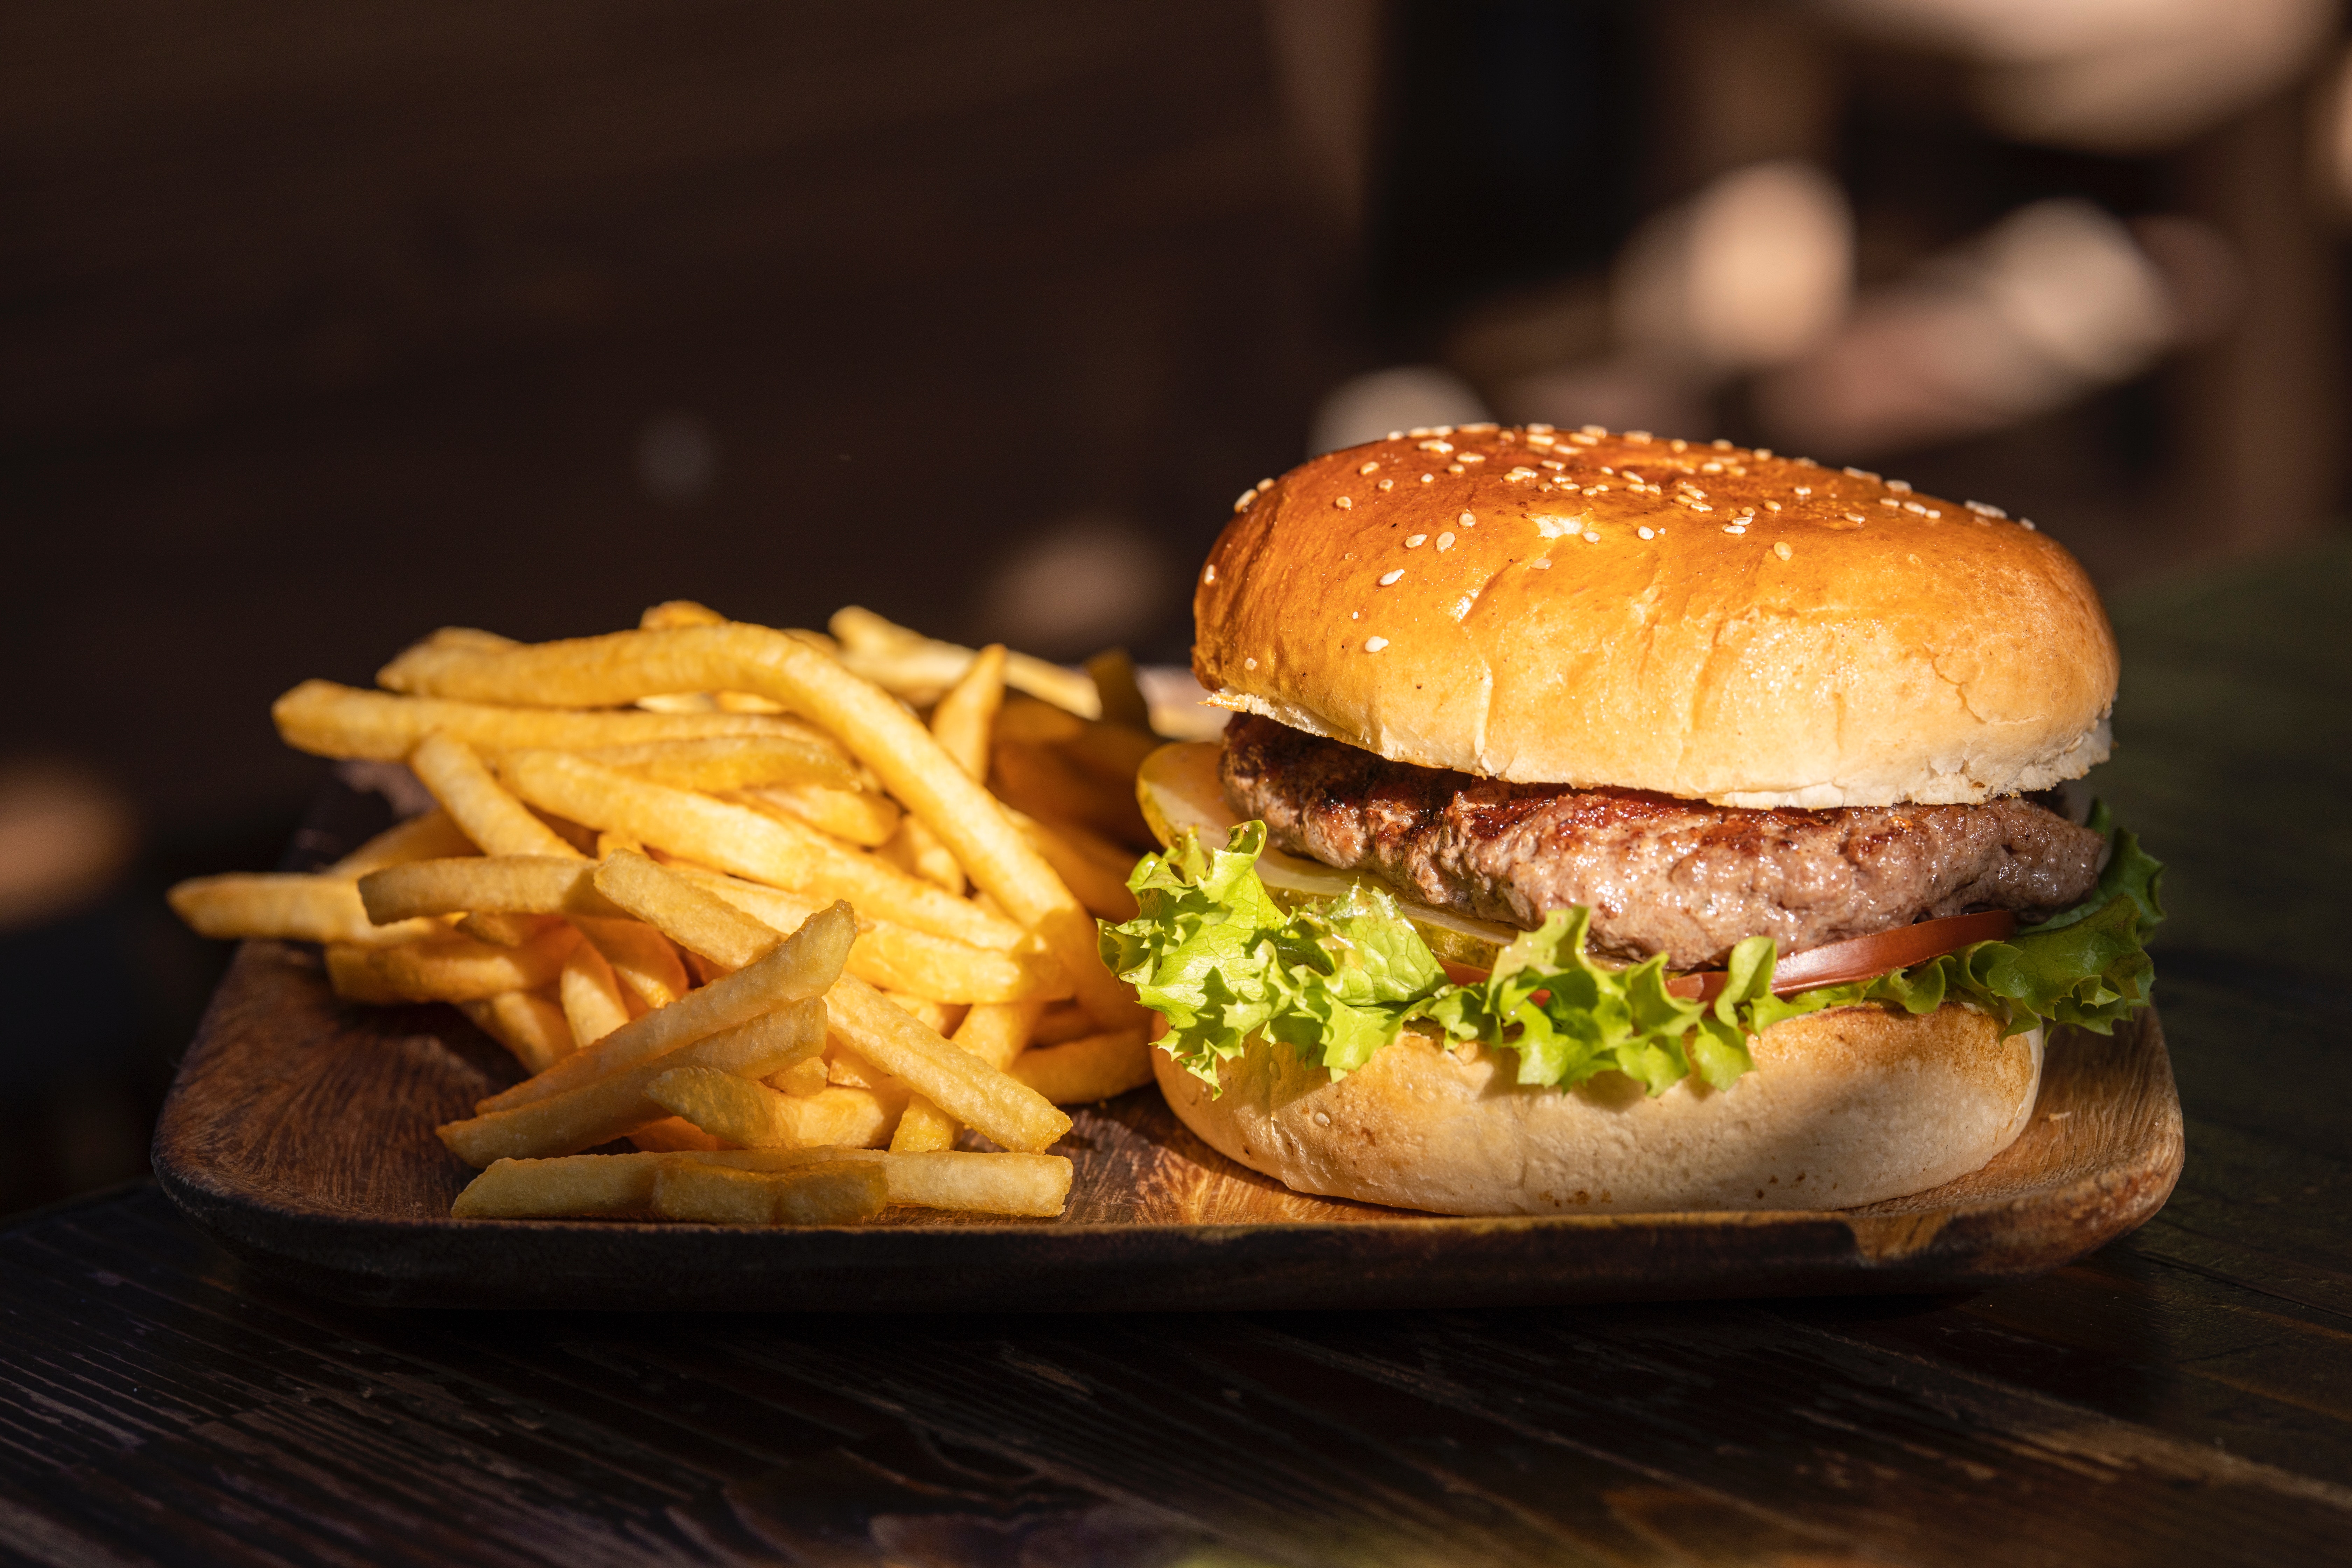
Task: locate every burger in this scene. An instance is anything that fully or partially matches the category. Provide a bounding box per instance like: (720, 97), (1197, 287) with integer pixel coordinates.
(1102, 424), (2162, 1215)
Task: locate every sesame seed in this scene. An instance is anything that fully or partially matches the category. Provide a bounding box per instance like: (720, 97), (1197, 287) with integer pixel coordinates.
(1458, 452), (1486, 464)
(1405, 533), (1427, 547)
(1335, 496), (1353, 510)
(1881, 498), (1901, 508)
(1506, 467), (1537, 482)
(1925, 509), (1942, 519)
(1712, 439), (1732, 450)
(1352, 610), (1359, 619)
(1670, 439), (1688, 452)
(1529, 423), (1556, 434)
(1620, 469), (1643, 483)
(1582, 531), (1600, 544)
(1793, 486), (1812, 497)
(1701, 462), (1723, 474)
(1244, 657), (1257, 669)
(1378, 569), (1404, 586)
(1461, 422), (1496, 433)
(1232, 490), (1254, 511)
(2021, 518), (2037, 531)
(1203, 565), (1216, 582)
(1447, 464), (1465, 474)
(1458, 511), (1476, 526)
(1365, 636), (1388, 652)
(1359, 461), (1381, 475)
(1965, 500), (2005, 518)
(1626, 430), (1652, 441)
(1540, 460), (1565, 470)
(1765, 500), (1781, 511)
(1387, 430), (1404, 440)
(1754, 447), (1773, 458)
(1903, 500), (1926, 513)
(1420, 474), (1435, 485)
(1418, 439), (1454, 454)
(1437, 531), (1455, 550)
(1844, 512), (1866, 523)
(1723, 525), (1742, 534)
(1531, 558), (1552, 568)
(1434, 425), (1453, 436)
(1638, 526), (1654, 539)
(1774, 541), (1792, 560)
(1526, 432), (1556, 447)
(1258, 478), (1273, 491)
(1379, 478), (1394, 491)
(1408, 426), (1432, 438)
(1887, 479), (1911, 493)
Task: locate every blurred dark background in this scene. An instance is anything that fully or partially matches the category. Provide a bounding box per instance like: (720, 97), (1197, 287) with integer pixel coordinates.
(4, 0), (2347, 1212)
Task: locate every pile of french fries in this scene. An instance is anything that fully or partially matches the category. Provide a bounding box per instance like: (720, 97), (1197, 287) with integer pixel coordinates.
(170, 602), (1167, 1227)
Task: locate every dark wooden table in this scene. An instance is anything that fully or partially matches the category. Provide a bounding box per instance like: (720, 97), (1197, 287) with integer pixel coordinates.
(6, 542), (2349, 1568)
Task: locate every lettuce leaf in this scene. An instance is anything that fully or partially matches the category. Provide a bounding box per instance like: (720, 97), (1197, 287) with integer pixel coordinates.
(1102, 808), (2163, 1097)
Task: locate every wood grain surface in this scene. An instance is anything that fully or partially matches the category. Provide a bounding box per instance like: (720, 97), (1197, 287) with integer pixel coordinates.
(148, 914), (2182, 1309)
(4, 543), (2347, 1565)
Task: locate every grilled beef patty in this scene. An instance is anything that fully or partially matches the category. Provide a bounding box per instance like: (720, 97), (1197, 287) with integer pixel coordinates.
(1219, 714), (2105, 969)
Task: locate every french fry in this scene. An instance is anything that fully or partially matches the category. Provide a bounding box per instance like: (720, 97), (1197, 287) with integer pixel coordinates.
(572, 735), (858, 792)
(497, 748), (1022, 951)
(992, 736), (1150, 848)
(323, 809), (477, 878)
(650, 1159), (888, 1226)
(327, 923), (580, 1004)
(596, 829), (644, 859)
(643, 1064), (878, 1148)
(568, 915), (690, 1011)
(824, 975), (1070, 1153)
(357, 855), (621, 924)
(456, 911), (566, 947)
(730, 783), (901, 847)
(273, 680), (820, 761)
(409, 732), (584, 859)
(879, 818), (963, 895)
(665, 863), (1066, 1004)
(881, 992), (964, 1035)
(1085, 648), (1153, 734)
(167, 874), (441, 946)
(774, 1084), (908, 1147)
(1013, 811), (1139, 922)
(457, 990), (574, 1074)
(420, 625), (520, 653)
(369, 624), (1136, 1024)
(478, 901), (854, 1112)
(766, 1056), (830, 1096)
(993, 694), (1088, 746)
(640, 600), (727, 630)
(890, 998), (1045, 1153)
(454, 1153), (661, 1218)
(1011, 1027), (1155, 1104)
(884, 1150), (1070, 1217)
(592, 848), (775, 967)
(828, 607), (1099, 716)
(629, 1116), (733, 1153)
(559, 941), (632, 1046)
(931, 643), (1006, 780)
(1031, 1002), (1098, 1046)
(438, 1000), (826, 1164)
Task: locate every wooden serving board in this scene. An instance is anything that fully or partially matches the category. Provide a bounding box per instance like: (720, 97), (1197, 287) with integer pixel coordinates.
(152, 929), (2184, 1310)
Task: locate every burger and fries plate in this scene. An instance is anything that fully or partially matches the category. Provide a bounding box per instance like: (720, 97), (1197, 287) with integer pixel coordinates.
(155, 433), (2180, 1310)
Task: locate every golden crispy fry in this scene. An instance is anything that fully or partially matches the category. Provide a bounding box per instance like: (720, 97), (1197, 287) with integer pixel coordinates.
(991, 737), (1151, 849)
(932, 643), (1007, 780)
(664, 863), (1064, 1004)
(1011, 811), (1138, 922)
(357, 855), (620, 924)
(1030, 1002), (1098, 1047)
(880, 992), (964, 1035)
(829, 607), (1098, 716)
(890, 998), (1046, 1153)
(629, 1116), (733, 1152)
(438, 1000), (825, 1164)
(640, 600), (727, 630)
(592, 848), (776, 967)
(327, 923), (580, 1004)
(559, 941), (631, 1046)
(274, 680), (820, 761)
(370, 624), (1134, 1025)
(766, 1056), (831, 1096)
(572, 735), (858, 793)
(479, 901), (854, 1112)
(497, 748), (1021, 951)
(777, 1083), (908, 1147)
(456, 911), (566, 947)
(1011, 1027), (1154, 1104)
(651, 1158), (889, 1225)
(456, 990), (574, 1074)
(879, 817), (963, 895)
(644, 1064), (809, 1147)
(884, 1150), (1070, 1217)
(420, 626), (520, 652)
(824, 975), (1069, 1153)
(453, 1153), (658, 1218)
(1060, 720), (1163, 794)
(730, 783), (901, 847)
(596, 830), (644, 859)
(409, 732), (583, 859)
(324, 809), (478, 878)
(167, 874), (442, 947)
(568, 915), (690, 1011)
(1085, 648), (1152, 734)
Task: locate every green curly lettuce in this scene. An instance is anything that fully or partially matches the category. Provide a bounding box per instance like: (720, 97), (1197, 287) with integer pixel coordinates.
(1100, 808), (2163, 1098)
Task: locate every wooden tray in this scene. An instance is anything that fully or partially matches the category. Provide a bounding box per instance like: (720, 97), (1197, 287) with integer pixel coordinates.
(151, 934), (2182, 1312)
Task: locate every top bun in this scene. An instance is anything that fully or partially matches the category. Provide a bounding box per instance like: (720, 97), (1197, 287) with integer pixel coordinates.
(1192, 426), (2118, 808)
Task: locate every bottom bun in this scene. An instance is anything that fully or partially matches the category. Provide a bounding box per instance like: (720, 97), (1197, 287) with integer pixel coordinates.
(1154, 1005), (2043, 1215)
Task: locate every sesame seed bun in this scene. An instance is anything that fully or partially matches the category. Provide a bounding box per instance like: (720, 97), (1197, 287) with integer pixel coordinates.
(1192, 426), (2117, 808)
(1153, 1008), (2044, 1216)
